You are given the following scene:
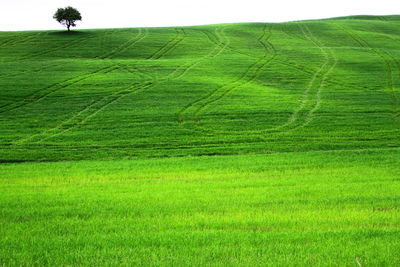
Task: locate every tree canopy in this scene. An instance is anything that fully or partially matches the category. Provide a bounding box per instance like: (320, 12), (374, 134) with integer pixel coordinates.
(53, 7), (82, 31)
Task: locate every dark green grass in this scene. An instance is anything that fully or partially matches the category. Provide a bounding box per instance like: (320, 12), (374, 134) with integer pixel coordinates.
(0, 15), (400, 266)
(0, 16), (399, 160)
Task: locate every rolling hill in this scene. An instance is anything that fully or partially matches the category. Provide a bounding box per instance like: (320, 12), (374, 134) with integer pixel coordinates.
(0, 16), (399, 266)
(0, 15), (399, 161)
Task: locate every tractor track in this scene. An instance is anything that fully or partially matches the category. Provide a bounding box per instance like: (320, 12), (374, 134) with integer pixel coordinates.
(0, 32), (45, 49)
(337, 24), (400, 117)
(181, 24), (336, 135)
(147, 28), (186, 60)
(177, 25), (277, 130)
(0, 29), (148, 115)
(96, 29), (148, 59)
(14, 29), (188, 143)
(15, 27), (229, 143)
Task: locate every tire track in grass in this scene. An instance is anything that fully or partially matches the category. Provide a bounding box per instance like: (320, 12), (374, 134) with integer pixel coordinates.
(0, 35), (18, 47)
(185, 24), (336, 135)
(0, 65), (120, 114)
(0, 33), (100, 83)
(0, 29), (147, 115)
(0, 32), (44, 49)
(383, 50), (400, 117)
(0, 30), (123, 79)
(281, 23), (309, 42)
(14, 81), (155, 144)
(255, 24), (336, 133)
(201, 26), (331, 92)
(96, 29), (148, 59)
(230, 49), (369, 97)
(120, 63), (155, 82)
(0, 62), (64, 80)
(259, 25), (379, 99)
(13, 28), (188, 144)
(0, 35), (31, 48)
(16, 27), (229, 144)
(147, 28), (186, 60)
(19, 33), (97, 61)
(119, 27), (228, 90)
(120, 27), (229, 86)
(337, 24), (400, 117)
(273, 57), (381, 94)
(373, 50), (400, 117)
(287, 24), (337, 131)
(177, 24), (276, 128)
(0, 29), (147, 86)
(162, 27), (229, 80)
(202, 28), (255, 59)
(258, 24), (335, 133)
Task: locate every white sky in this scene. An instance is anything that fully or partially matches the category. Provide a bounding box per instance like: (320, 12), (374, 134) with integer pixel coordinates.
(0, 0), (398, 31)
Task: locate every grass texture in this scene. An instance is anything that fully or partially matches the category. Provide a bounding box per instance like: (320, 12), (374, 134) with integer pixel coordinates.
(0, 15), (400, 266)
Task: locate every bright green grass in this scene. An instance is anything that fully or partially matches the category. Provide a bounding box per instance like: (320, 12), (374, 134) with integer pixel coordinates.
(1, 15), (400, 266)
(1, 149), (400, 266)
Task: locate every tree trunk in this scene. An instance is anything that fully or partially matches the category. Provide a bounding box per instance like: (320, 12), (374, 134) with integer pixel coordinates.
(67, 25), (70, 31)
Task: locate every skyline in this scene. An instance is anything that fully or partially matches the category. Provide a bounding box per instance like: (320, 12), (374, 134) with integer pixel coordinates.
(0, 0), (399, 31)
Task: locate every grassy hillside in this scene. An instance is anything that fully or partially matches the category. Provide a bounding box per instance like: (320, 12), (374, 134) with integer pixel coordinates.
(0, 15), (399, 161)
(1, 15), (400, 266)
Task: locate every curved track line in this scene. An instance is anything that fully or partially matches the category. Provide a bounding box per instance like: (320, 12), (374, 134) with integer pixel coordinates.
(15, 80), (154, 144)
(194, 25), (277, 125)
(14, 28), (190, 143)
(120, 63), (155, 82)
(337, 24), (399, 117)
(19, 34), (97, 61)
(96, 28), (148, 59)
(287, 25), (337, 131)
(0, 65), (119, 115)
(177, 25), (276, 129)
(182, 24), (336, 135)
(378, 50), (400, 117)
(147, 28), (186, 60)
(0, 62), (63, 80)
(202, 28), (255, 59)
(163, 27), (229, 81)
(18, 27), (229, 143)
(261, 24), (336, 133)
(0, 30), (149, 115)
(0, 32), (44, 49)
(0, 32), (113, 79)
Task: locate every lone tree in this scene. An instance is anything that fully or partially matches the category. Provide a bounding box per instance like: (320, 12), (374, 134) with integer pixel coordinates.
(53, 6), (82, 31)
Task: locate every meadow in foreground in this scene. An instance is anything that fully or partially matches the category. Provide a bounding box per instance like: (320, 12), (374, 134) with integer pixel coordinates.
(1, 149), (399, 266)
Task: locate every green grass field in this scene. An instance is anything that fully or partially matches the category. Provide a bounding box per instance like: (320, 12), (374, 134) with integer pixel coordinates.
(1, 15), (400, 266)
